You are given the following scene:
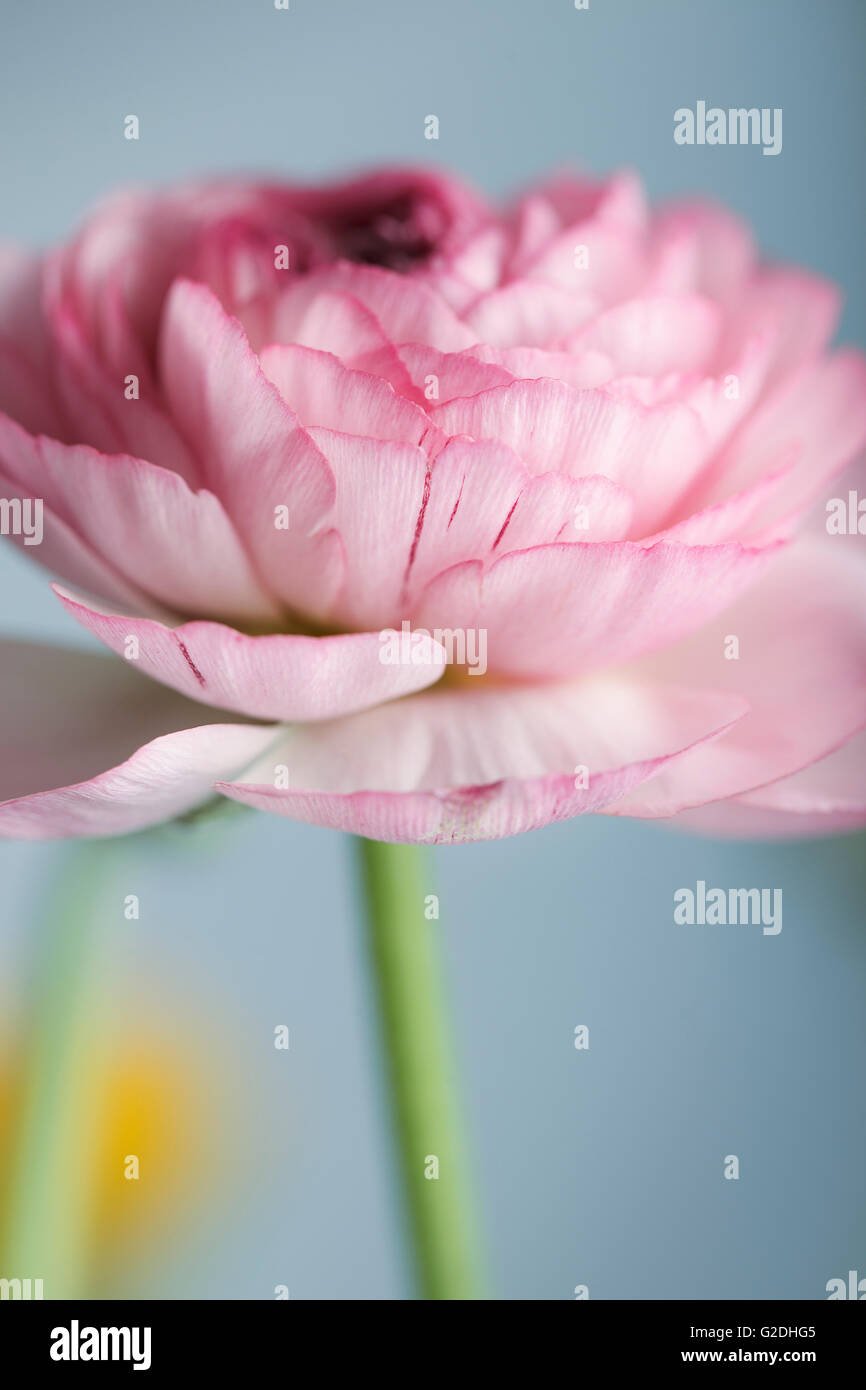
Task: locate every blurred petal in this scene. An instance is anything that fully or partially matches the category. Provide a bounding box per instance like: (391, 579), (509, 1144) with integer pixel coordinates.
(0, 459), (151, 611)
(607, 538), (866, 816)
(690, 350), (866, 526)
(669, 730), (866, 839)
(0, 640), (277, 838)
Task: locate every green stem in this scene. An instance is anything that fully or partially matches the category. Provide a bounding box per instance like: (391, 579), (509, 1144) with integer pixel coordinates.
(355, 837), (486, 1300)
(0, 841), (120, 1298)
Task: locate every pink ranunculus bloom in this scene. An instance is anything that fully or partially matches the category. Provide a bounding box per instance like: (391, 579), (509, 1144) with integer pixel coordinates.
(0, 166), (864, 841)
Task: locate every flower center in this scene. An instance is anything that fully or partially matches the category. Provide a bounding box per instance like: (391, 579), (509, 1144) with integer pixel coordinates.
(326, 193), (446, 272)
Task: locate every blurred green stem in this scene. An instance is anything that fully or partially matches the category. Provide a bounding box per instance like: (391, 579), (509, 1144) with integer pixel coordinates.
(0, 841), (119, 1298)
(355, 838), (486, 1300)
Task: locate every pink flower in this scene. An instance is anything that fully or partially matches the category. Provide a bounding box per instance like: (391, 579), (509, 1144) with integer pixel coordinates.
(1, 166), (864, 841)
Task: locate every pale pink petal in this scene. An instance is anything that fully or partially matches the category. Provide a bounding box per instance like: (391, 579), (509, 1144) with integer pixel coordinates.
(412, 539), (778, 678)
(607, 538), (866, 817)
(264, 263), (476, 353)
(517, 223), (647, 304)
(405, 436), (633, 605)
(48, 306), (199, 485)
(525, 170), (648, 236)
(0, 415), (280, 623)
(431, 378), (705, 534)
(437, 225), (508, 295)
(462, 282), (598, 349)
(217, 675), (744, 843)
(396, 344), (515, 402)
(669, 730), (866, 839)
(259, 343), (434, 445)
(508, 172), (649, 299)
(507, 194), (562, 269)
(689, 350), (866, 527)
(677, 334), (774, 455)
(714, 267), (840, 389)
(472, 344), (613, 390)
(55, 586), (448, 721)
(0, 460), (153, 612)
(0, 640), (278, 839)
(159, 279), (344, 618)
(569, 295), (721, 376)
(806, 454), (866, 554)
(263, 287), (416, 394)
(648, 201), (756, 298)
(304, 426), (430, 629)
(645, 466), (793, 546)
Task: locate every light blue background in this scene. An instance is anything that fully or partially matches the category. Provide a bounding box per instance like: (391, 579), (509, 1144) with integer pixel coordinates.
(0, 0), (864, 1298)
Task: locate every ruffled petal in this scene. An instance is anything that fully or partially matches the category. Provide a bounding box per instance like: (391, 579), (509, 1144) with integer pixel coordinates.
(412, 538), (777, 678)
(55, 586), (448, 721)
(217, 675), (744, 843)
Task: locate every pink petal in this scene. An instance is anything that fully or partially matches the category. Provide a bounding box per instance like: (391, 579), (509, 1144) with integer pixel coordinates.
(396, 344), (515, 402)
(669, 730), (866, 839)
(522, 170), (649, 238)
(47, 306), (199, 485)
(0, 640), (277, 839)
(437, 225), (508, 296)
(462, 281), (598, 348)
(648, 201), (756, 298)
(0, 345), (66, 440)
(55, 587), (448, 721)
(714, 267), (840, 390)
(263, 287), (416, 394)
(304, 426), (430, 629)
(412, 539), (778, 678)
(265, 263), (476, 353)
(430, 378), (705, 534)
(0, 248), (63, 437)
(216, 675), (744, 843)
(259, 343), (434, 445)
(678, 334), (774, 457)
(0, 414), (280, 623)
(689, 350), (866, 527)
(474, 343), (613, 390)
(404, 436), (633, 605)
(0, 460), (152, 612)
(569, 294), (721, 376)
(159, 279), (343, 619)
(508, 174), (649, 300)
(507, 194), (562, 269)
(645, 466), (793, 546)
(0, 246), (50, 364)
(607, 538), (866, 817)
